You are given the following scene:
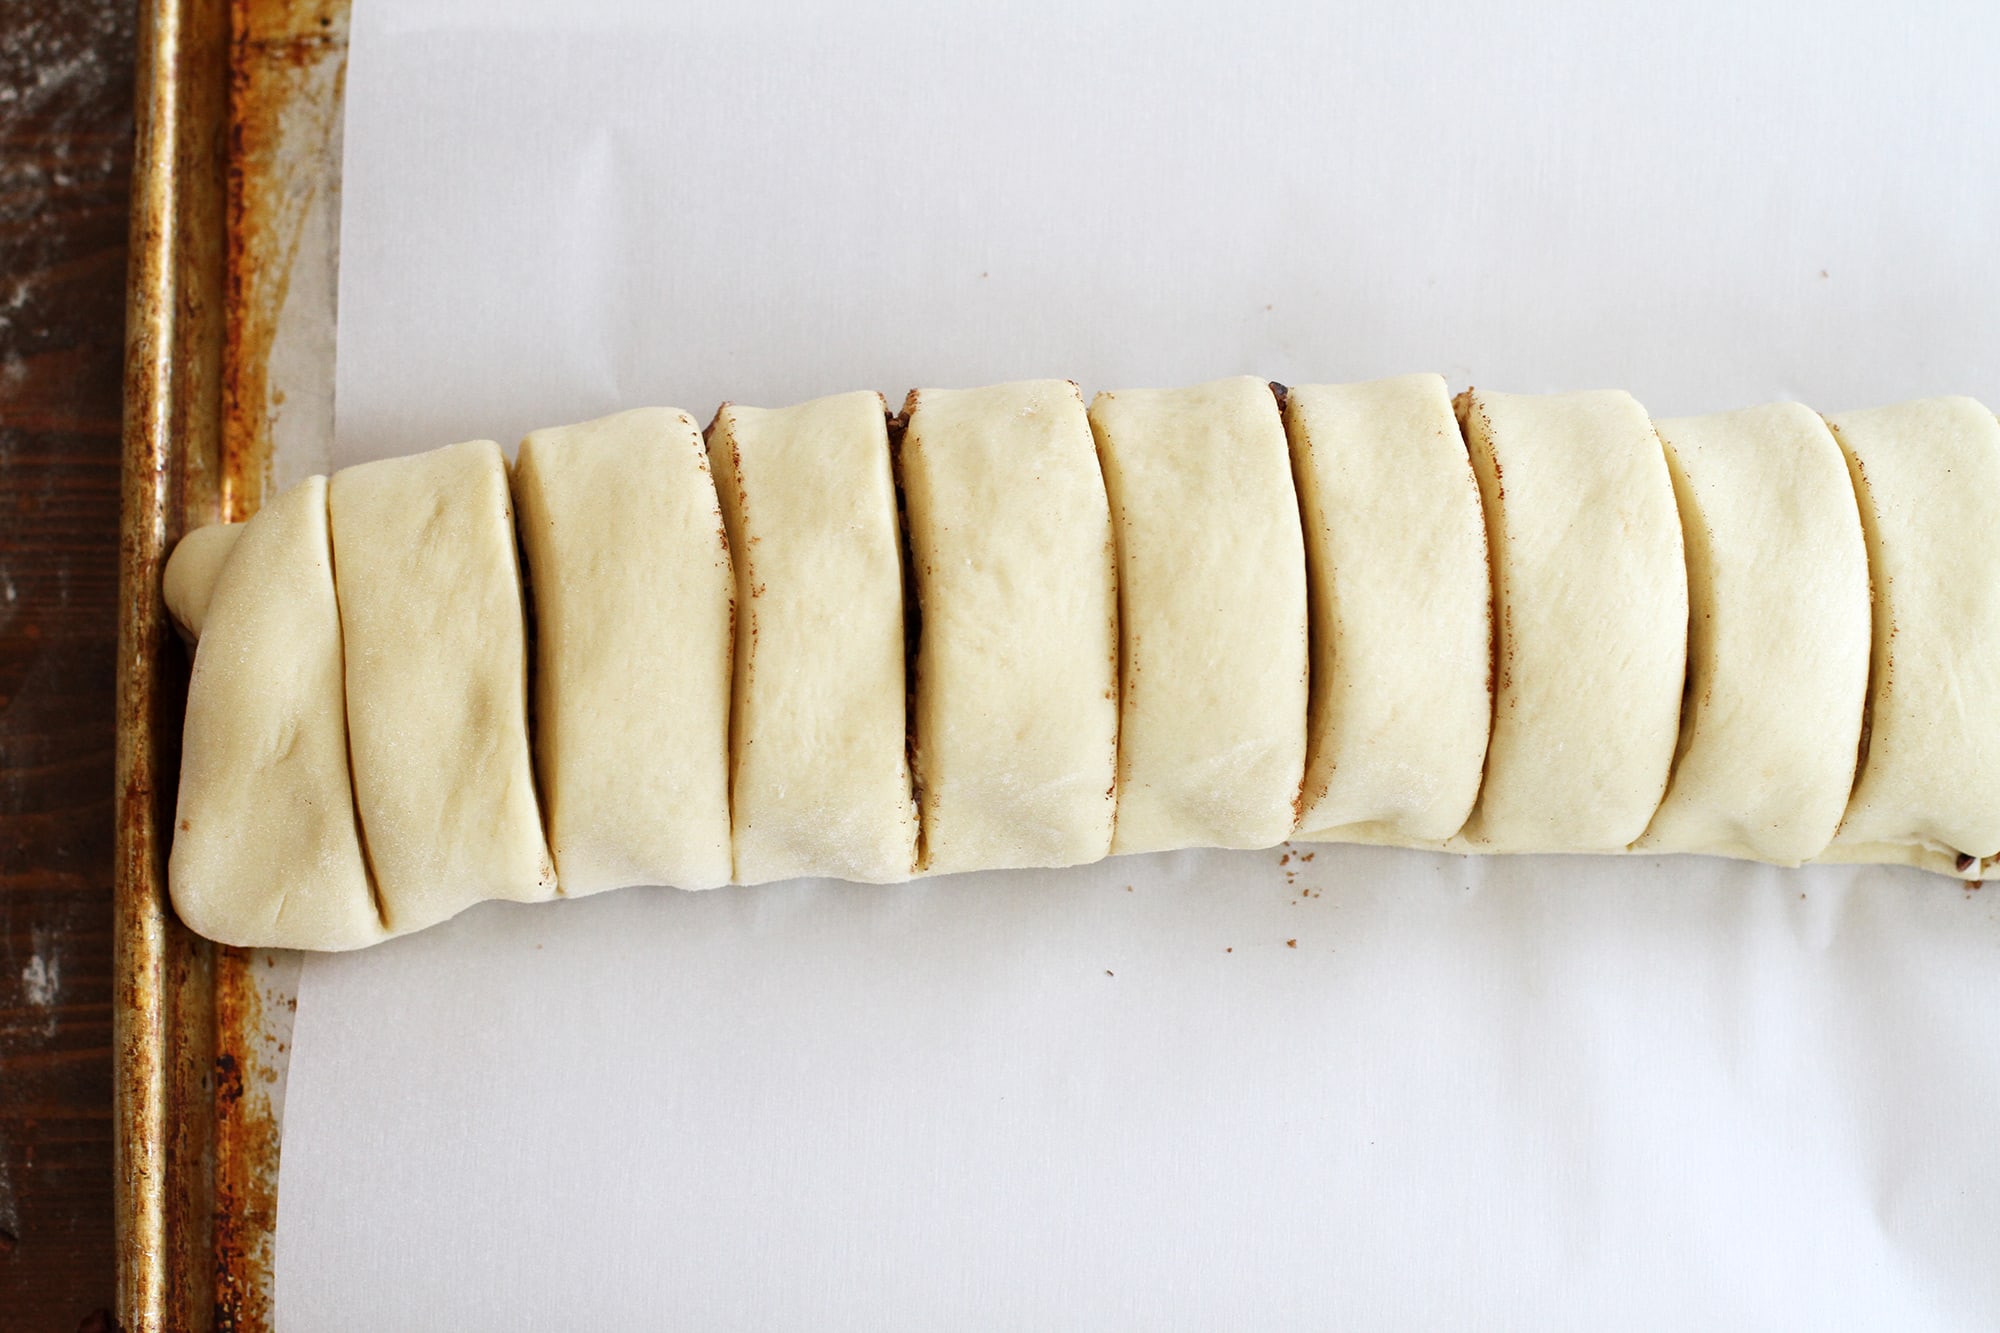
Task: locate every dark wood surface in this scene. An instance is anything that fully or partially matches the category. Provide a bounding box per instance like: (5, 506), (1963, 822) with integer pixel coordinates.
(0, 1), (137, 1326)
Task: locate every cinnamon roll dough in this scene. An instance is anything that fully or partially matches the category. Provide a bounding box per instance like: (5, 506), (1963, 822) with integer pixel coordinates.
(1819, 397), (2000, 873)
(168, 477), (385, 950)
(1088, 376), (1307, 855)
(1287, 375), (1492, 846)
(900, 380), (1118, 874)
(708, 391), (918, 884)
(161, 520), (242, 641)
(1635, 403), (1871, 864)
(329, 439), (557, 932)
(161, 376), (1999, 954)
(513, 408), (735, 896)
(1450, 389), (1687, 854)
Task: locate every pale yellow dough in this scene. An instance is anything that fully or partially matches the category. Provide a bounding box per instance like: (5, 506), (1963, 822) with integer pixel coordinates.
(162, 520), (242, 640)
(166, 376), (2000, 957)
(329, 439), (557, 932)
(168, 477), (385, 950)
(708, 391), (918, 884)
(513, 409), (735, 895)
(1820, 397), (2000, 872)
(1451, 389), (1687, 853)
(900, 380), (1118, 874)
(1088, 376), (1307, 854)
(1636, 403), (1871, 864)
(1287, 375), (1492, 845)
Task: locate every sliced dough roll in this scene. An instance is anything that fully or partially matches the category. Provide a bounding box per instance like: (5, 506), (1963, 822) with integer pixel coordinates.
(1451, 389), (1687, 853)
(1087, 376), (1307, 854)
(168, 478), (385, 950)
(900, 380), (1118, 874)
(1820, 397), (2000, 873)
(1636, 403), (1871, 864)
(329, 440), (557, 932)
(1287, 374), (1491, 845)
(513, 408), (734, 896)
(708, 391), (918, 884)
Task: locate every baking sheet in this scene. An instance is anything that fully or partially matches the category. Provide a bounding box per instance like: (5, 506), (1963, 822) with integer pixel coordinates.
(277, 1), (2000, 1326)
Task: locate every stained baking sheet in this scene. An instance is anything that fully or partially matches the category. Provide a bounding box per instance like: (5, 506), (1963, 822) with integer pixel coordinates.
(117, 3), (355, 1327)
(275, 1), (2000, 1327)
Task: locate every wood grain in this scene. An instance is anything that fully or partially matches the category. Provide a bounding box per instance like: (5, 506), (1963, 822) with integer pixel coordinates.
(0, 1), (138, 1325)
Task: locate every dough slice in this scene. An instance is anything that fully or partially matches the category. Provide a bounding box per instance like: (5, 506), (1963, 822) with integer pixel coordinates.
(708, 391), (918, 884)
(1450, 388), (1687, 853)
(900, 380), (1118, 874)
(168, 477), (385, 950)
(1819, 397), (2000, 874)
(1087, 376), (1307, 854)
(1287, 374), (1491, 845)
(513, 408), (734, 895)
(1636, 403), (1871, 864)
(329, 439), (557, 932)
(162, 520), (242, 640)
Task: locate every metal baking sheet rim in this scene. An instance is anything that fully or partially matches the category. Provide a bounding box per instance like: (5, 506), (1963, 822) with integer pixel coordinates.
(118, 0), (350, 1328)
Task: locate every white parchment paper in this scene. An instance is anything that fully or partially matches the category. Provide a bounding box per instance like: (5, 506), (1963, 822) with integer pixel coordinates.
(278, 1), (2000, 1327)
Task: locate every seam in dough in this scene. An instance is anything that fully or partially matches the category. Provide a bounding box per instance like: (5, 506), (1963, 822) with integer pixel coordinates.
(162, 520), (243, 642)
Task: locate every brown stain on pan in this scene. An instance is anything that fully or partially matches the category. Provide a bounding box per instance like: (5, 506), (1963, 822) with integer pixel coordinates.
(211, 949), (282, 1332)
(222, 0), (349, 521)
(122, 1), (353, 1329)
(210, 4), (351, 1326)
(122, 0), (235, 1326)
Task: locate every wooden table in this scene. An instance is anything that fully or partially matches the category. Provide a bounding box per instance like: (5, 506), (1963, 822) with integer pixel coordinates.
(1, 1), (137, 1325)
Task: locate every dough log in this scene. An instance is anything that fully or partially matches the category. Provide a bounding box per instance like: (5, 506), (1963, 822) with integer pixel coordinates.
(164, 379), (1996, 949)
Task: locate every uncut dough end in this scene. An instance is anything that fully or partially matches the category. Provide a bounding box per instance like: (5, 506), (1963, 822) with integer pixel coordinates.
(514, 408), (735, 895)
(162, 521), (244, 642)
(902, 380), (1118, 875)
(709, 391), (918, 885)
(168, 476), (385, 951)
(1286, 374), (1491, 845)
(330, 439), (557, 933)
